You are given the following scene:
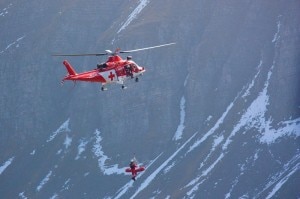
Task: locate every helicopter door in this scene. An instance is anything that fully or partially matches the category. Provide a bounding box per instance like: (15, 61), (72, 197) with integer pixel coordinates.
(100, 69), (117, 83)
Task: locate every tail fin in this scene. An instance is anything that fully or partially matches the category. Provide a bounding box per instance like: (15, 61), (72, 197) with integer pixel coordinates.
(63, 60), (77, 75)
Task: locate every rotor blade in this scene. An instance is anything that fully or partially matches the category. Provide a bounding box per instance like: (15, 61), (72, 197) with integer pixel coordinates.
(120, 42), (176, 53)
(52, 53), (108, 57)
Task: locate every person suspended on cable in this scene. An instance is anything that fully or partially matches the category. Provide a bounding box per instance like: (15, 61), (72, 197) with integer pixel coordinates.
(125, 156), (145, 181)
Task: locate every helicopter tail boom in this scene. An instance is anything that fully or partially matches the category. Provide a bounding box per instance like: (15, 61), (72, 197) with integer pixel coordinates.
(63, 60), (77, 75)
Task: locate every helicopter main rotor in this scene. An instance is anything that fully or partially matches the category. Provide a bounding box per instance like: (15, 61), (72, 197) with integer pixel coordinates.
(52, 42), (176, 57)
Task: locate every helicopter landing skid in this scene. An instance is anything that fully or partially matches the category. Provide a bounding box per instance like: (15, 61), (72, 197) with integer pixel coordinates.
(101, 86), (108, 91)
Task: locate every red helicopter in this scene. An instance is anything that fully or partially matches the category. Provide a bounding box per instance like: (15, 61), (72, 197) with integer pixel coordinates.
(53, 43), (175, 91)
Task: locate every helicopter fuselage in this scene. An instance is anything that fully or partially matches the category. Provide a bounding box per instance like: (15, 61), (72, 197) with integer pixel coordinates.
(62, 55), (145, 88)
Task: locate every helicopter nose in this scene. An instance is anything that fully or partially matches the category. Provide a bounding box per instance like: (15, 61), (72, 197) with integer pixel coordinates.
(138, 66), (145, 72)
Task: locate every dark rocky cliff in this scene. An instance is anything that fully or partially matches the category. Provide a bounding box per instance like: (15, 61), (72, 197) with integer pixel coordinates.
(0, 0), (299, 198)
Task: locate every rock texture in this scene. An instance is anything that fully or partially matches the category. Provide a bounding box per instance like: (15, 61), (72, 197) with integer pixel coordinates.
(0, 0), (299, 198)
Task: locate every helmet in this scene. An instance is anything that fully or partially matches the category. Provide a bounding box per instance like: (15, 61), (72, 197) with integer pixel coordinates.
(131, 159), (134, 162)
(127, 56), (132, 60)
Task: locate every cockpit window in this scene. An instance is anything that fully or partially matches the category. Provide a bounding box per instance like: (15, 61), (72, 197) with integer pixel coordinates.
(129, 62), (138, 69)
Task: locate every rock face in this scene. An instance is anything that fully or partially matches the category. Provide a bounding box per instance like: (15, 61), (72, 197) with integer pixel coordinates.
(0, 0), (299, 198)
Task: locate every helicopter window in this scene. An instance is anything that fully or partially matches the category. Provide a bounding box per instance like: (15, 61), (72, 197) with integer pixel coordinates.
(129, 62), (138, 69)
(97, 63), (107, 69)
